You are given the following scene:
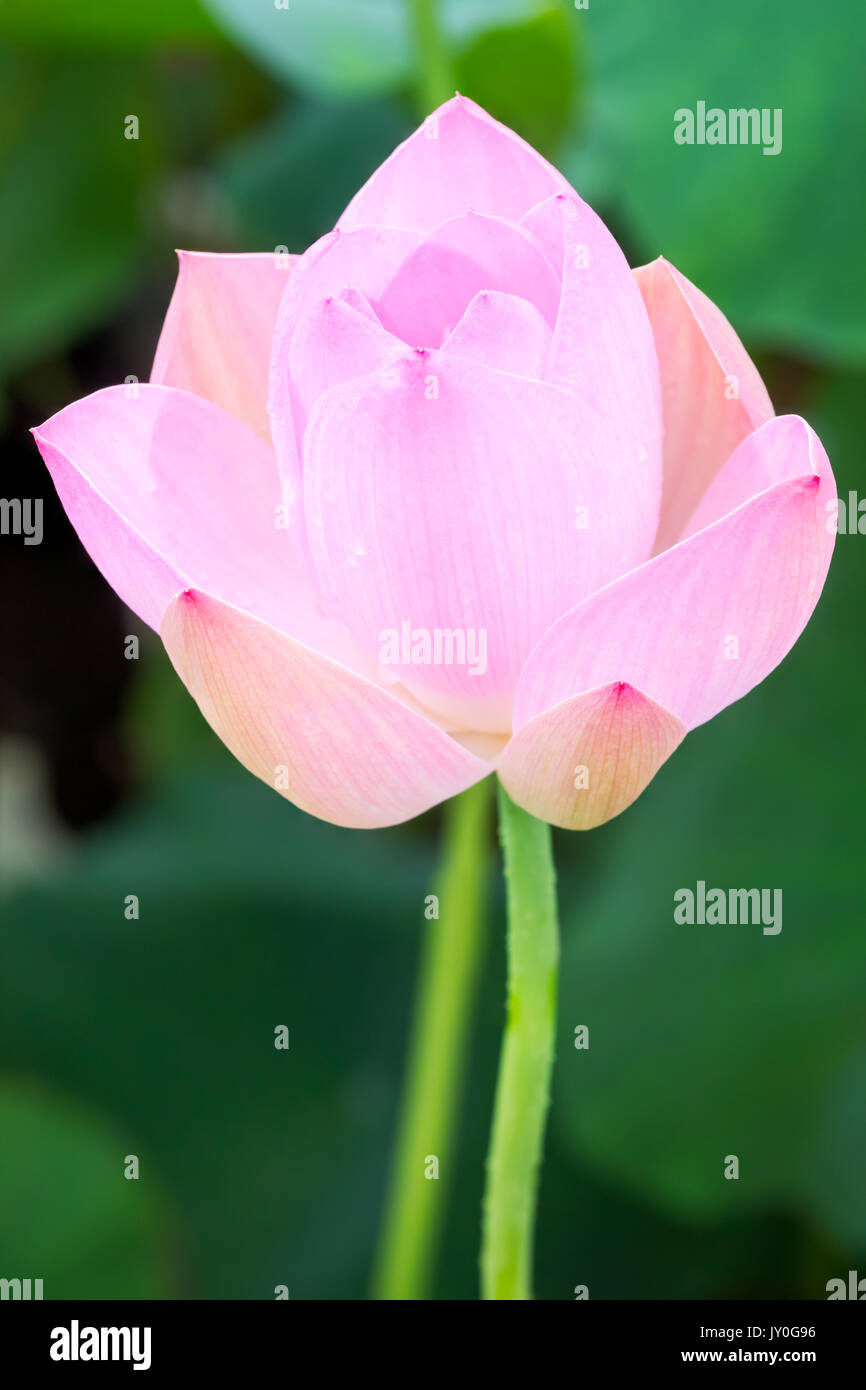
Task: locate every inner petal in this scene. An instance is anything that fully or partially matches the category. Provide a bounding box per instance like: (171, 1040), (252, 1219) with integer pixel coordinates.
(302, 349), (656, 734)
(375, 211), (561, 349)
(441, 290), (552, 378)
(288, 289), (404, 448)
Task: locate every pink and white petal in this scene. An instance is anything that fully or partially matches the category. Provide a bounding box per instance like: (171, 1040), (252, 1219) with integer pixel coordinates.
(303, 349), (658, 731)
(151, 251), (292, 441)
(31, 384), (349, 659)
(500, 682), (685, 831)
(375, 211), (561, 348)
(523, 194), (662, 514)
(287, 290), (404, 444)
(681, 413), (830, 540)
(441, 290), (552, 377)
(160, 589), (491, 829)
(513, 415), (835, 733)
(338, 94), (571, 235)
(634, 256), (775, 551)
(269, 228), (422, 376)
(333, 286), (379, 322)
(268, 227), (422, 511)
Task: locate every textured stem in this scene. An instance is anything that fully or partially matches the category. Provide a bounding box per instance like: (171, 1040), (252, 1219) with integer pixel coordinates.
(373, 778), (492, 1299)
(481, 785), (559, 1300)
(410, 0), (456, 112)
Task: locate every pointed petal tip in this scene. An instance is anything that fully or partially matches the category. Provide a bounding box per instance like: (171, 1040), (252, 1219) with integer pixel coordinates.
(515, 410), (835, 736)
(161, 588), (489, 829)
(499, 680), (685, 832)
(338, 93), (568, 235)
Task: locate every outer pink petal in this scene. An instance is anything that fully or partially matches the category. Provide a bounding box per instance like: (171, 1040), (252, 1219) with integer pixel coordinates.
(499, 682), (685, 830)
(151, 251), (293, 441)
(375, 211), (561, 348)
(160, 589), (490, 829)
(514, 416), (835, 732)
(303, 349), (659, 732)
(634, 256), (775, 552)
(523, 194), (662, 518)
(338, 95), (571, 235)
(440, 290), (552, 377)
(680, 413), (826, 541)
(31, 384), (353, 662)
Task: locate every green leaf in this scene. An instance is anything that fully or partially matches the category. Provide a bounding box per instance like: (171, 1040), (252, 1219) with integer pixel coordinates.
(553, 371), (866, 1254)
(0, 1081), (173, 1298)
(0, 54), (163, 378)
(202, 0), (540, 98)
(565, 0), (866, 365)
(0, 0), (222, 45)
(215, 96), (414, 251)
(455, 7), (575, 157)
(0, 766), (434, 1297)
(1, 751), (826, 1298)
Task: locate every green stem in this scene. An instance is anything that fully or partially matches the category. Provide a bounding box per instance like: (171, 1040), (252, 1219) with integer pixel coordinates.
(410, 0), (456, 113)
(373, 778), (492, 1299)
(482, 785), (559, 1300)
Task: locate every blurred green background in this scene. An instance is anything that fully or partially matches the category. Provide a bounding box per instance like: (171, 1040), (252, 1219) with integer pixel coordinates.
(1, 0), (865, 1299)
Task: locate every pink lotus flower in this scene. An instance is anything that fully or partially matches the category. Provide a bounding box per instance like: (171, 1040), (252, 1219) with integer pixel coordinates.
(33, 97), (835, 831)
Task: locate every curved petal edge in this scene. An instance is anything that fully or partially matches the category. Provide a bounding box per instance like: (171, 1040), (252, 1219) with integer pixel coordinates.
(32, 383), (309, 639)
(513, 415), (835, 733)
(160, 589), (491, 830)
(337, 94), (571, 235)
(152, 250), (294, 441)
(634, 256), (774, 551)
(499, 681), (686, 831)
